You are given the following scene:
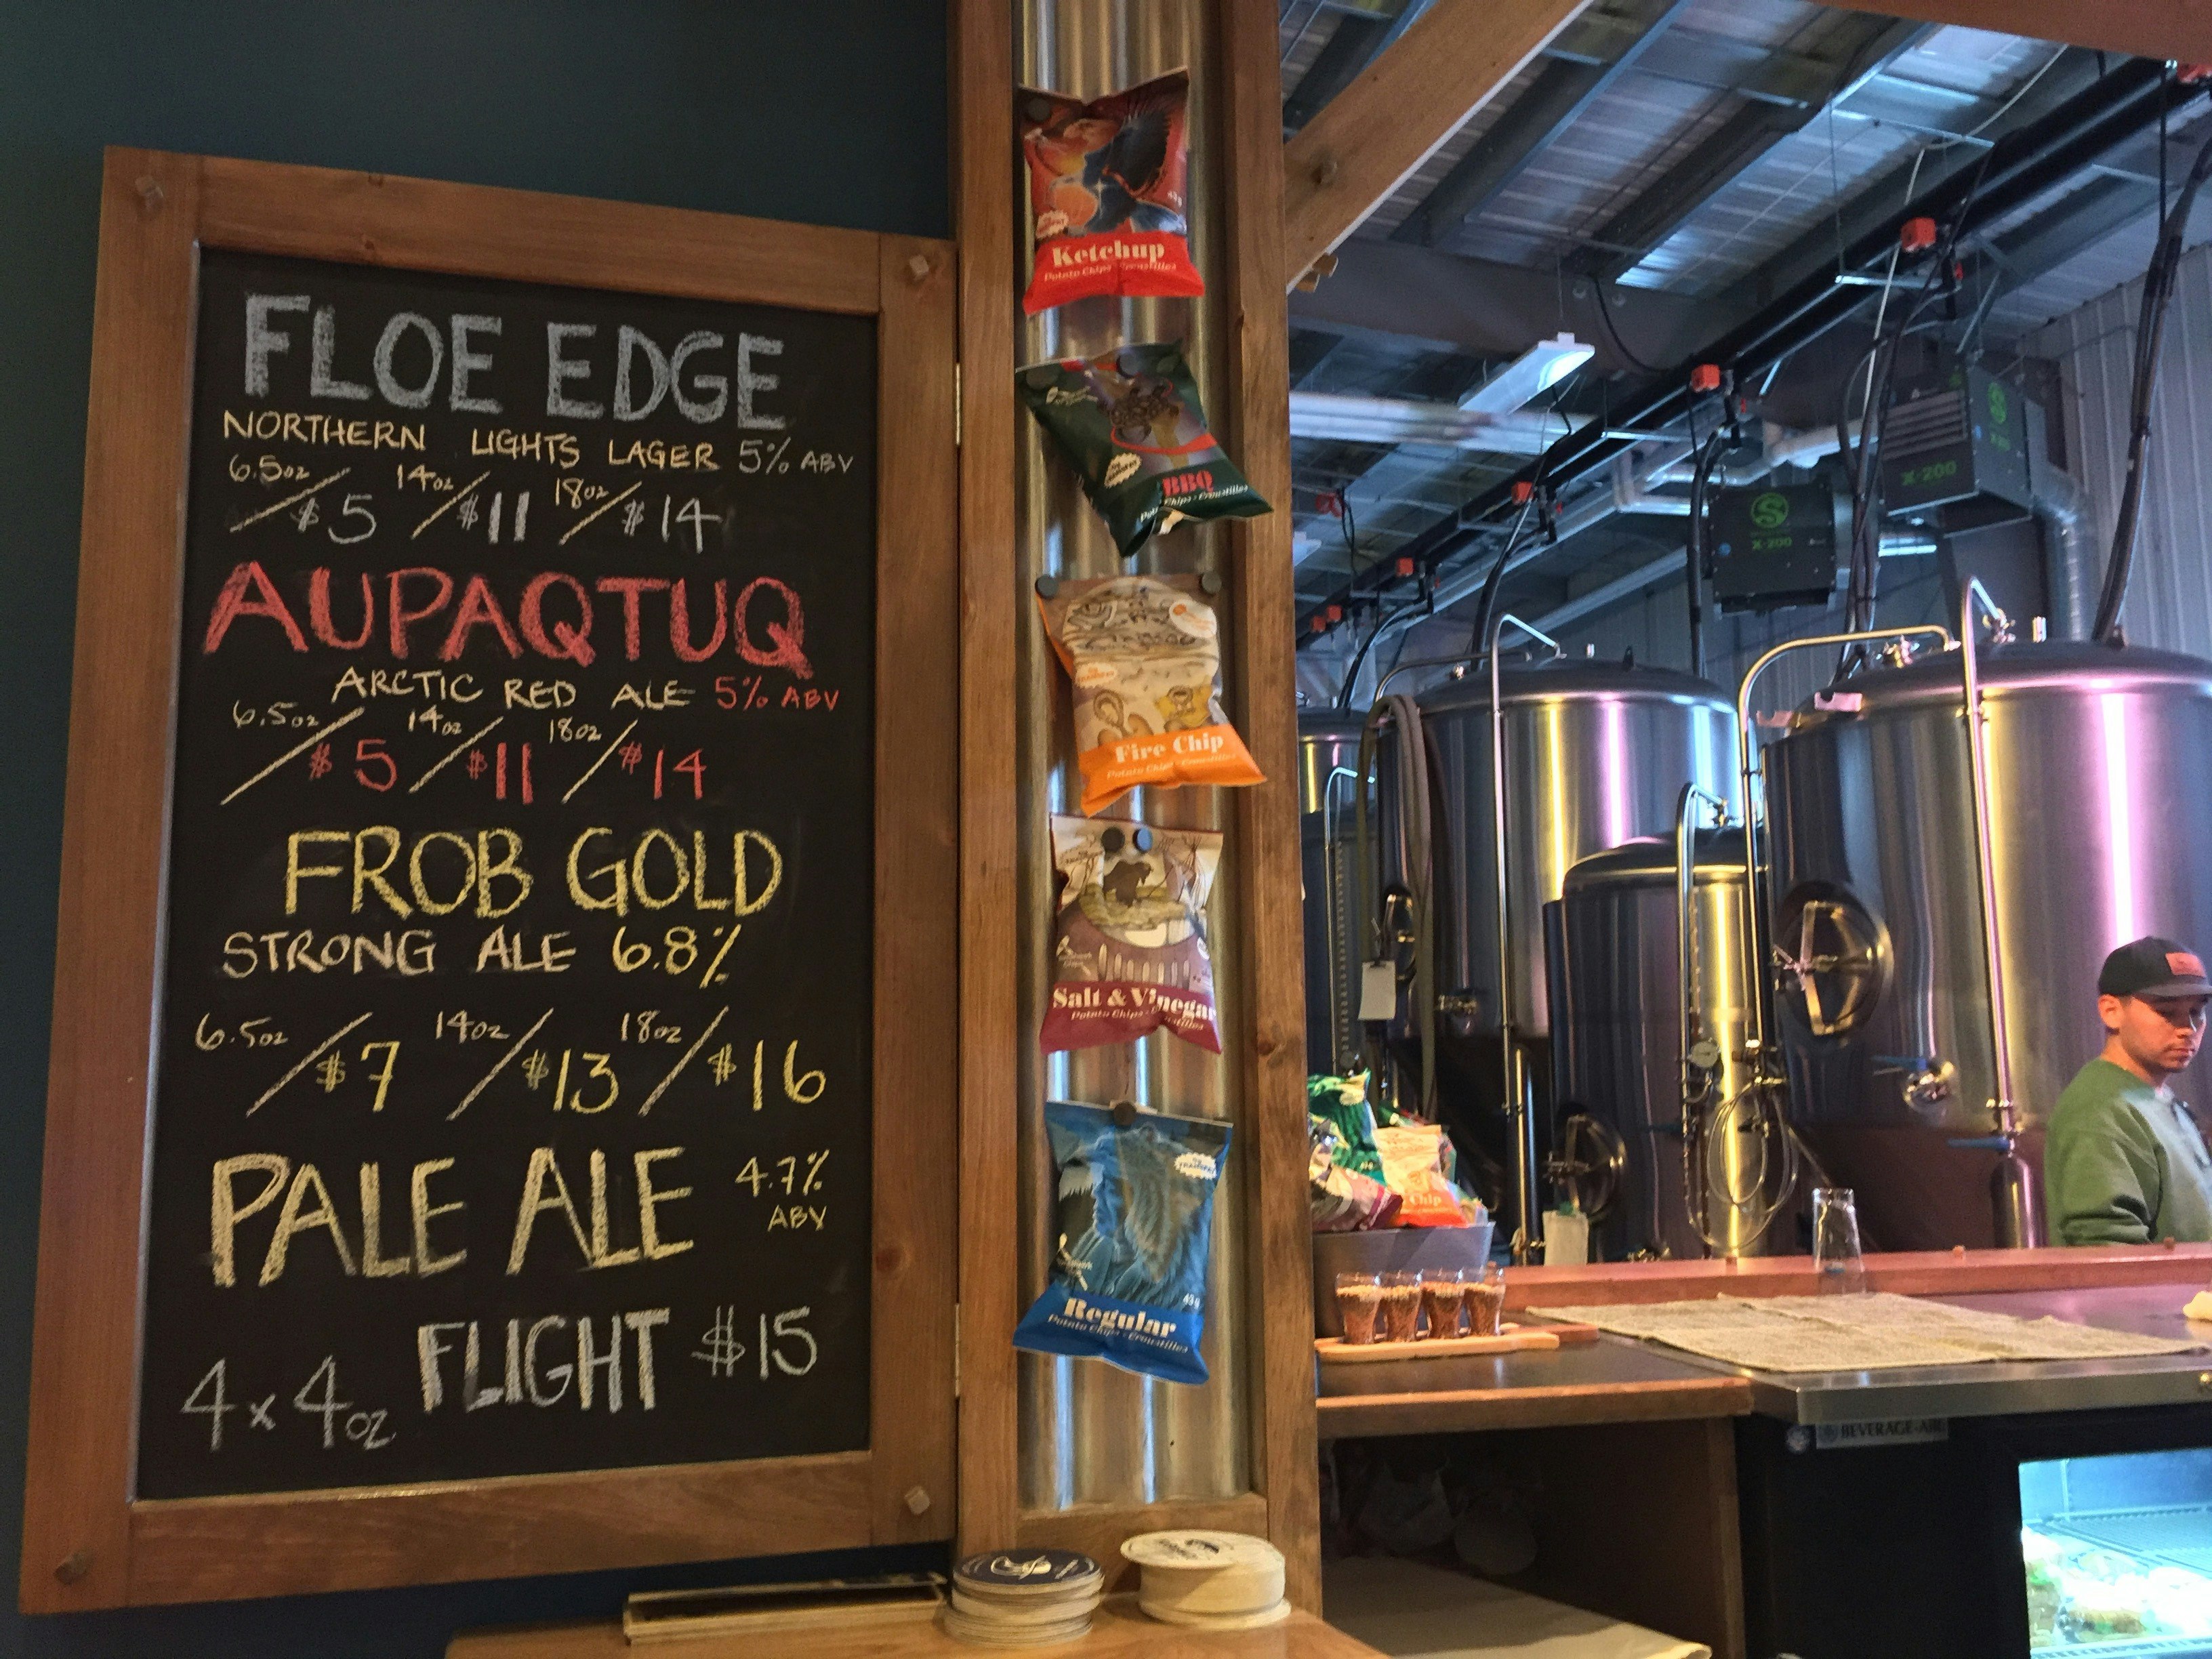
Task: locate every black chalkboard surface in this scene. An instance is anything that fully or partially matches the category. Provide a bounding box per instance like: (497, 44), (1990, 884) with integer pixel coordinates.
(138, 250), (877, 1499)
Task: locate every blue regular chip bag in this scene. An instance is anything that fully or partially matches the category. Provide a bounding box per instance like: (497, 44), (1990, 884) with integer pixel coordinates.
(1013, 1100), (1229, 1385)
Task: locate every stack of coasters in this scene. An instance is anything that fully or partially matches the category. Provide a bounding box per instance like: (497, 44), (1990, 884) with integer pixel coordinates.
(939, 1548), (1103, 1647)
(1124, 1530), (1288, 1630)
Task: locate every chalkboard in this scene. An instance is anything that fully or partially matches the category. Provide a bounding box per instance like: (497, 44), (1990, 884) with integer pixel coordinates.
(24, 154), (954, 1608)
(135, 249), (879, 1498)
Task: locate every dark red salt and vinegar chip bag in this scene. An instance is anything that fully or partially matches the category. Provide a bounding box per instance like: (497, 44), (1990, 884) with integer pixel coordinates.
(1021, 70), (1204, 314)
(1042, 815), (1221, 1054)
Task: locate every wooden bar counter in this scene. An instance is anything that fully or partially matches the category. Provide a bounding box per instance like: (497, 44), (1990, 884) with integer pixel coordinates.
(1498, 1243), (2212, 1310)
(1309, 1245), (2212, 1659)
(449, 1599), (1385, 1659)
(1317, 1244), (2212, 1440)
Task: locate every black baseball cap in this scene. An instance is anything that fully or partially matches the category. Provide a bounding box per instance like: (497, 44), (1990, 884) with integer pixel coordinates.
(2100, 936), (2212, 1000)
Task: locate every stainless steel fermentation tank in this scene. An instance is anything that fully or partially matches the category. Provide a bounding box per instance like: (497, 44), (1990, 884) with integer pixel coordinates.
(1299, 714), (1368, 1077)
(1374, 659), (1739, 1223)
(1410, 659), (1740, 1038)
(1550, 829), (1782, 1259)
(1762, 641), (2212, 1250)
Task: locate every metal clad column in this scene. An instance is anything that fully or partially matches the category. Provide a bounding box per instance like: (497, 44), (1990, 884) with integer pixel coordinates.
(1014, 0), (1250, 1511)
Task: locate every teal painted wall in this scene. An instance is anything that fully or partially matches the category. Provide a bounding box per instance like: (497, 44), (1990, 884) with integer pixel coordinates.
(0, 5), (944, 1652)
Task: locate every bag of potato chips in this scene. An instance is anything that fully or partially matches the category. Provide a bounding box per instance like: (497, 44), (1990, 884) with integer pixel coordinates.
(1013, 1100), (1227, 1385)
(1042, 815), (1220, 1053)
(1020, 70), (1204, 314)
(1373, 1122), (1471, 1229)
(1310, 1115), (1402, 1232)
(1036, 573), (1264, 815)
(1019, 343), (1269, 559)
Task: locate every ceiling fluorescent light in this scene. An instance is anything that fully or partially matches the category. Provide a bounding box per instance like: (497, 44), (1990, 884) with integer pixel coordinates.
(1459, 333), (1595, 415)
(1288, 392), (1586, 455)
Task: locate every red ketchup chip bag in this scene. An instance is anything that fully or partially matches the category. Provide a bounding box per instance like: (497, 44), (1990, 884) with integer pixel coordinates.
(1042, 815), (1221, 1054)
(1021, 69), (1204, 314)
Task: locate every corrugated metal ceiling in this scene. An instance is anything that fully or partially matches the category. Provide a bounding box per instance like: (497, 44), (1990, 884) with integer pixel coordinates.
(1279, 5), (2160, 330)
(1633, 27), (2067, 294)
(1278, 0), (2207, 646)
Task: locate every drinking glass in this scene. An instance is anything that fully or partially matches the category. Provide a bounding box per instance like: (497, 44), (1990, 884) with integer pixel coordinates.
(1334, 1271), (1383, 1345)
(1420, 1268), (1467, 1340)
(1468, 1261), (1507, 1336)
(1813, 1186), (1868, 1295)
(1378, 1271), (1422, 1343)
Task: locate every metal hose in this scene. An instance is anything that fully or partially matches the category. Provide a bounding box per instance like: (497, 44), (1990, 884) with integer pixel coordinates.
(1354, 695), (1436, 1117)
(2092, 124), (2212, 642)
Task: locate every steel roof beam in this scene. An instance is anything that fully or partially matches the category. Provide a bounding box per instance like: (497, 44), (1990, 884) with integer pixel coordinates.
(1548, 15), (1847, 104)
(1567, 16), (1931, 283)
(1390, 0), (1690, 250)
(1284, 7), (1431, 134)
(1628, 23), (1893, 106)
(1291, 239), (1727, 368)
(1822, 0), (2212, 66)
(1986, 173), (2163, 285)
(1713, 48), (2100, 315)
(1290, 327), (1354, 389)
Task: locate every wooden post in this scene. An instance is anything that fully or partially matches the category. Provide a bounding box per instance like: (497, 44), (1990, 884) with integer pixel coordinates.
(1218, 0), (1322, 1616)
(951, 0), (1025, 1563)
(1281, 0), (1591, 286)
(948, 0), (1320, 1607)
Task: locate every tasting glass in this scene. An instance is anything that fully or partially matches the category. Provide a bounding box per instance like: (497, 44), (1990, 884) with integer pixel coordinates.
(1334, 1271), (1384, 1345)
(1420, 1267), (1467, 1340)
(1378, 1270), (1423, 1344)
(1469, 1260), (1507, 1336)
(1812, 1186), (1868, 1295)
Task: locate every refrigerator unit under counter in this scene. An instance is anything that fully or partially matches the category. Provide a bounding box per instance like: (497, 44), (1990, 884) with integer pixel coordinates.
(2021, 1446), (2212, 1655)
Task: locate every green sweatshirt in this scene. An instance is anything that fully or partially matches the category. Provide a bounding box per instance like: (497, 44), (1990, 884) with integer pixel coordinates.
(2045, 1057), (2212, 1246)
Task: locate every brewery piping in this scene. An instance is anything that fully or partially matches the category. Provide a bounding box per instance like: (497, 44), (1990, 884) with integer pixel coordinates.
(1489, 610), (1561, 1261)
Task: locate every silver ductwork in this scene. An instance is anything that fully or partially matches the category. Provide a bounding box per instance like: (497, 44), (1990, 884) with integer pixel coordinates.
(1288, 391), (1586, 455)
(2034, 462), (2094, 642)
(1397, 422), (1932, 645)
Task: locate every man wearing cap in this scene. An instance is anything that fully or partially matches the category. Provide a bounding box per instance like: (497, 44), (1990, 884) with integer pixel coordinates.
(2045, 937), (2212, 1246)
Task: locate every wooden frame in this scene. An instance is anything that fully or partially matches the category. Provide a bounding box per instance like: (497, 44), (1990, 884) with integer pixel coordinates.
(1280, 0), (1590, 286)
(947, 0), (1322, 1611)
(20, 148), (959, 1612)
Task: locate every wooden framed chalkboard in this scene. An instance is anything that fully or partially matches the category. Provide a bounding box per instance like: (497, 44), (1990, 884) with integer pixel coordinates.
(22, 150), (958, 1610)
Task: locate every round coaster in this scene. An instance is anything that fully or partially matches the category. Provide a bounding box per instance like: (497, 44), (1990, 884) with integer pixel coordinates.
(950, 1586), (1103, 1623)
(939, 1605), (1096, 1647)
(954, 1548), (1103, 1596)
(1122, 1530), (1285, 1618)
(1139, 1597), (1293, 1631)
(1120, 1530), (1282, 1571)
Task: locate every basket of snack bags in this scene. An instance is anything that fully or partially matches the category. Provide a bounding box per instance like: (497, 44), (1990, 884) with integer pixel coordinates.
(1307, 1072), (1495, 1338)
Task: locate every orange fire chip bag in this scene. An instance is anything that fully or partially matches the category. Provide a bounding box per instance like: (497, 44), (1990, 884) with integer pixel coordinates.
(1020, 70), (1204, 314)
(1037, 573), (1264, 815)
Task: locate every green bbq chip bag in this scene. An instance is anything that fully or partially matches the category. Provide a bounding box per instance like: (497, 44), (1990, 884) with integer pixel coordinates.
(1019, 342), (1270, 558)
